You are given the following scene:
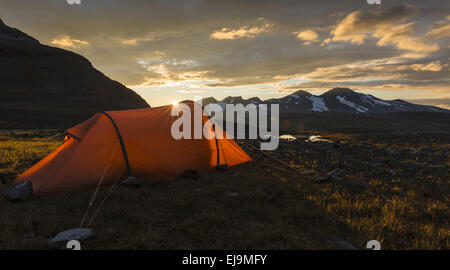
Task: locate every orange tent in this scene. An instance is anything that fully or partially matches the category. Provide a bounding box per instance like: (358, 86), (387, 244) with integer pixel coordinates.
(14, 101), (251, 194)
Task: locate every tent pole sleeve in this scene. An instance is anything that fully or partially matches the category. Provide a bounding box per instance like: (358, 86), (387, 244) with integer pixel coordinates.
(100, 111), (132, 176)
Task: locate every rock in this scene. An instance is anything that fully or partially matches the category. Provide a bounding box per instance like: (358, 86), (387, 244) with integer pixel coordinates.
(48, 228), (93, 249)
(120, 176), (143, 186)
(314, 174), (331, 184)
(327, 168), (345, 179)
(325, 236), (359, 250)
(3, 181), (33, 201)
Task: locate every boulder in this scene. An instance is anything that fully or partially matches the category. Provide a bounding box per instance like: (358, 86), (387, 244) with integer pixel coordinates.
(3, 181), (33, 201)
(120, 176), (143, 186)
(48, 228), (93, 249)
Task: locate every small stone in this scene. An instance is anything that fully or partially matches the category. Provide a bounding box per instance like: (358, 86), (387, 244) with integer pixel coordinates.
(48, 228), (93, 248)
(3, 181), (33, 201)
(314, 174), (331, 184)
(120, 176), (143, 186)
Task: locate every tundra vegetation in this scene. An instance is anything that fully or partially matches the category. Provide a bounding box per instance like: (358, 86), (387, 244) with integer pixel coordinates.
(0, 130), (448, 249)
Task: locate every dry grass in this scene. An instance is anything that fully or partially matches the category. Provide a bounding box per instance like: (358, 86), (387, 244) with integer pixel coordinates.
(0, 130), (448, 249)
(0, 130), (61, 176)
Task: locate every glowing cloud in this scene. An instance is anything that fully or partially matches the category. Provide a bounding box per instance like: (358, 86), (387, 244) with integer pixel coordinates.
(50, 36), (89, 48)
(211, 20), (273, 40)
(295, 29), (319, 45)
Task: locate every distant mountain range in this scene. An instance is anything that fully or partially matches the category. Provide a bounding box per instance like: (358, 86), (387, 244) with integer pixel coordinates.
(0, 18), (149, 128)
(200, 88), (448, 114)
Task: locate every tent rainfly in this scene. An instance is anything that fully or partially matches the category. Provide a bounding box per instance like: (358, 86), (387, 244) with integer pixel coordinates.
(14, 101), (251, 194)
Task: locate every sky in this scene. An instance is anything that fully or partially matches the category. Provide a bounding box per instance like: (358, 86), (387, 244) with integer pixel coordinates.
(0, 0), (449, 108)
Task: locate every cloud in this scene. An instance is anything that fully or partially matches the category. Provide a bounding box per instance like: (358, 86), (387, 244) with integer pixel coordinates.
(120, 36), (158, 45)
(274, 56), (449, 93)
(373, 22), (439, 53)
(294, 29), (319, 44)
(323, 4), (439, 53)
(326, 4), (417, 44)
(210, 19), (273, 40)
(410, 61), (446, 72)
(3, 0), (448, 102)
(133, 58), (214, 87)
(50, 36), (89, 48)
(426, 19), (450, 39)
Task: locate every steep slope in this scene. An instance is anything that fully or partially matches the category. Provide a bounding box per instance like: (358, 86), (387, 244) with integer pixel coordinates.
(0, 19), (149, 128)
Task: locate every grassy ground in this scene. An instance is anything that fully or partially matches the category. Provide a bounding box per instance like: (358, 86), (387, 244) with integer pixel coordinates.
(0, 130), (61, 179)
(0, 130), (448, 250)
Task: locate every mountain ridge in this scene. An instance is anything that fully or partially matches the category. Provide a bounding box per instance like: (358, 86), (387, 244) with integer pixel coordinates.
(200, 88), (448, 114)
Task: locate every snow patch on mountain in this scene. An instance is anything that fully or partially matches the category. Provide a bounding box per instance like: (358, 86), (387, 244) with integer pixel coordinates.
(336, 96), (368, 113)
(363, 94), (392, 106)
(308, 96), (328, 112)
